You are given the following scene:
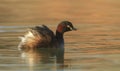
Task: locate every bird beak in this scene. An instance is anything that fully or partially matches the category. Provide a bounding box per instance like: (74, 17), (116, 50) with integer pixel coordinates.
(72, 27), (77, 31)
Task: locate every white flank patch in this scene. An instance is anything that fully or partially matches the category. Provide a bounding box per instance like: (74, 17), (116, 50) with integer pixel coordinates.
(19, 31), (35, 43)
(25, 31), (35, 38)
(19, 36), (25, 42)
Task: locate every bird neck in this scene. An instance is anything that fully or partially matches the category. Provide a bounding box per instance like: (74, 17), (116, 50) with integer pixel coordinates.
(56, 31), (64, 47)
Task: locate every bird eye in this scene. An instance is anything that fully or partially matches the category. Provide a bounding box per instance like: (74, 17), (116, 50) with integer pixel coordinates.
(67, 25), (72, 30)
(67, 25), (70, 28)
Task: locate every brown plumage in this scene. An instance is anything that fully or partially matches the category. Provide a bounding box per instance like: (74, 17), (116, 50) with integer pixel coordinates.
(18, 21), (77, 50)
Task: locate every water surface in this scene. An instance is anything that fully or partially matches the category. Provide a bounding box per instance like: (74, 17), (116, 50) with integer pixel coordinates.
(0, 24), (120, 71)
(0, 0), (120, 71)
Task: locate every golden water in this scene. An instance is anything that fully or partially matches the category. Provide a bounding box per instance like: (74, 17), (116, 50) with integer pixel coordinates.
(0, 0), (120, 71)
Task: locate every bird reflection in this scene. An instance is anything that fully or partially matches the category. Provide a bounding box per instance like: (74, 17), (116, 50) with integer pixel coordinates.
(20, 47), (64, 71)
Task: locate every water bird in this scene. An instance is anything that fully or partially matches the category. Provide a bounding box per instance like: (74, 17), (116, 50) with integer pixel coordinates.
(18, 21), (77, 50)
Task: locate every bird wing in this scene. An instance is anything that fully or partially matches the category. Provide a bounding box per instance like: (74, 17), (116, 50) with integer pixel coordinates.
(18, 25), (56, 49)
(27, 25), (56, 47)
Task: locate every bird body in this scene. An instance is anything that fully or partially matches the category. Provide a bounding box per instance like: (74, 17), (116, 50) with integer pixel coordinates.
(18, 21), (76, 50)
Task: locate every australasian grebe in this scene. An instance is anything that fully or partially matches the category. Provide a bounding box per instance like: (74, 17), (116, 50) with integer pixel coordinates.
(18, 21), (77, 50)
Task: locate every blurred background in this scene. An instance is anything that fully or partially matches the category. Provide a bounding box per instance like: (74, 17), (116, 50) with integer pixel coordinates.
(0, 0), (120, 71)
(0, 0), (120, 26)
